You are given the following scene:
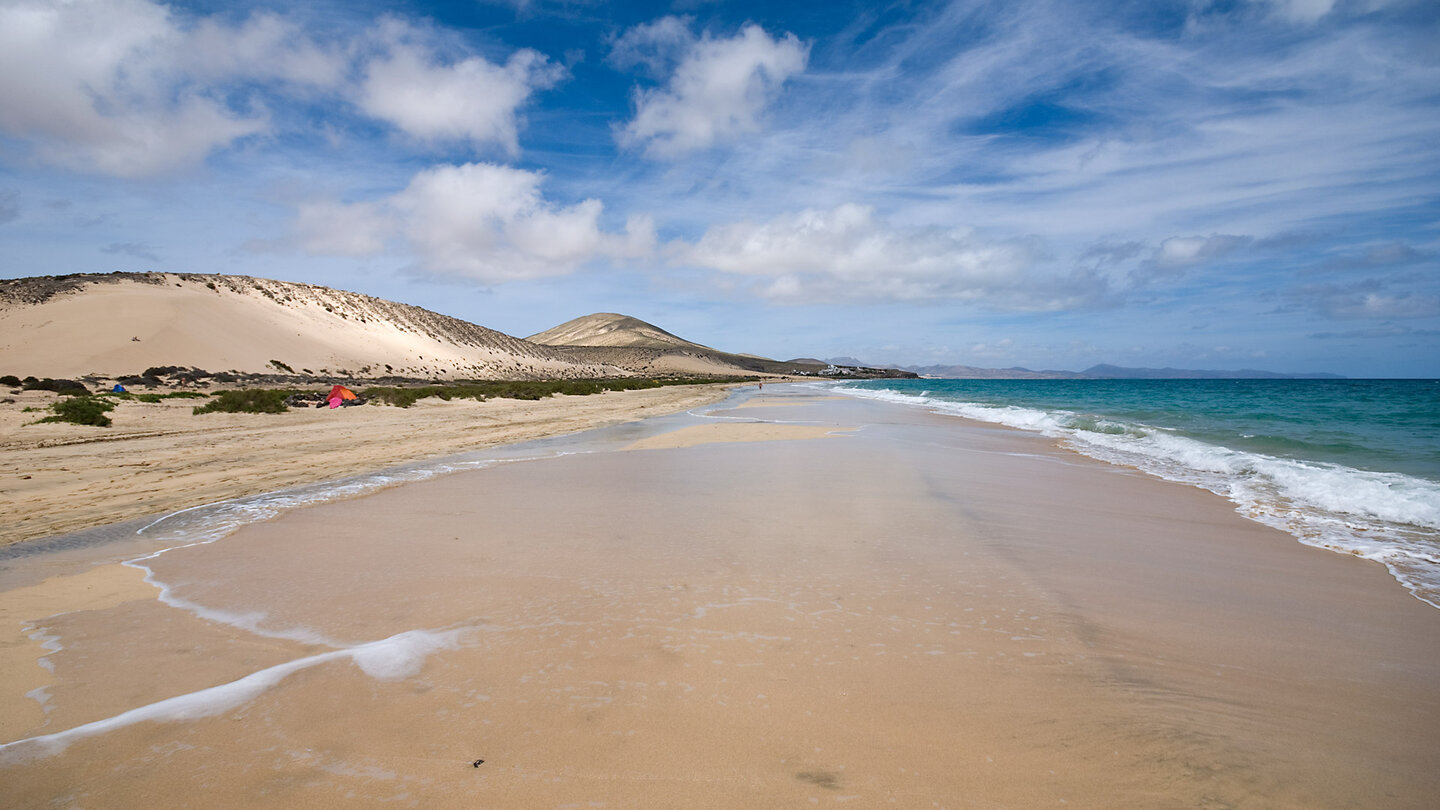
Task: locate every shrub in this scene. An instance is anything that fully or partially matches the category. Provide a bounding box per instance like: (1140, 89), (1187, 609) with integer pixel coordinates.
(268, 359), (295, 373)
(23, 377), (89, 394)
(37, 396), (115, 427)
(360, 377), (745, 408)
(193, 389), (293, 415)
(0, 374), (20, 387)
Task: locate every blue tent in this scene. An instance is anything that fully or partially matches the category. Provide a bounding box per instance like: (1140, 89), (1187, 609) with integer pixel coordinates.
(112, 384), (127, 393)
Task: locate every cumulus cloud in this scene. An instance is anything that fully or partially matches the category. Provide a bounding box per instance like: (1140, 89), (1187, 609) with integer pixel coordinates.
(0, 0), (269, 177)
(619, 23), (808, 158)
(293, 163), (650, 282)
(668, 204), (1101, 309)
(0, 3), (557, 176)
(606, 15), (695, 78)
(184, 11), (346, 88)
(358, 19), (562, 153)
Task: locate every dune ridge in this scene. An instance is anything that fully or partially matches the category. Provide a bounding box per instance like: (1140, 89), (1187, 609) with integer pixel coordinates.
(0, 273), (622, 381)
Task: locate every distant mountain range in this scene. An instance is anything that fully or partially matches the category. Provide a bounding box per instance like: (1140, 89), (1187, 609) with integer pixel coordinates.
(837, 360), (1344, 380)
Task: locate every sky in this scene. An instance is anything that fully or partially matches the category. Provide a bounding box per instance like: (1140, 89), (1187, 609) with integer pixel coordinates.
(1, 0), (1437, 376)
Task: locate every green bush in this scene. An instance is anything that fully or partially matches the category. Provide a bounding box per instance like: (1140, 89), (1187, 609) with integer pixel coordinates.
(23, 377), (89, 394)
(0, 374), (20, 387)
(193, 389), (293, 415)
(100, 390), (207, 403)
(360, 377), (744, 408)
(37, 396), (115, 427)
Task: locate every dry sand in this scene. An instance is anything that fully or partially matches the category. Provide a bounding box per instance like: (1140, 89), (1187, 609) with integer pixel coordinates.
(0, 274), (620, 380)
(2, 388), (1437, 808)
(0, 383), (732, 546)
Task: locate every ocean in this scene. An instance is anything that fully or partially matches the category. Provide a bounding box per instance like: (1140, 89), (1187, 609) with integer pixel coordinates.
(839, 378), (1440, 609)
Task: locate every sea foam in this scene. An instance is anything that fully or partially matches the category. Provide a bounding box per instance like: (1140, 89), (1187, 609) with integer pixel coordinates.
(0, 628), (465, 761)
(839, 384), (1440, 609)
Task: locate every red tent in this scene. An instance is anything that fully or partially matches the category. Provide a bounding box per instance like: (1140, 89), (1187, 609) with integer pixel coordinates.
(327, 385), (358, 409)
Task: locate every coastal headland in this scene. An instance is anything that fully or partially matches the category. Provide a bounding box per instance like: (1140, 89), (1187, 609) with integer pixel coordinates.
(3, 386), (1436, 808)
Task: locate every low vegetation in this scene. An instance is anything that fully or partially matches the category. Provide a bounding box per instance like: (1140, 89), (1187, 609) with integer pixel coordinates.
(100, 390), (209, 403)
(361, 377), (746, 408)
(193, 388), (295, 415)
(20, 377), (89, 394)
(15, 376), (745, 420)
(36, 396), (115, 427)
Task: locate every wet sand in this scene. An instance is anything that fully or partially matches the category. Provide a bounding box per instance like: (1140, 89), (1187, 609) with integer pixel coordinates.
(2, 388), (1437, 807)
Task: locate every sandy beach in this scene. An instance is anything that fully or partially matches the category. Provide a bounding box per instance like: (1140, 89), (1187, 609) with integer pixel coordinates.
(0, 383), (733, 547)
(2, 386), (1437, 808)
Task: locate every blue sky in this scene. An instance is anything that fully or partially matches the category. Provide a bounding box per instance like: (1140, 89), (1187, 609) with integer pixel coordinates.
(1, 0), (1437, 376)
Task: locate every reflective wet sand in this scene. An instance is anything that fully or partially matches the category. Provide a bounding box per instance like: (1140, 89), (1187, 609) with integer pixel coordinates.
(4, 390), (1438, 807)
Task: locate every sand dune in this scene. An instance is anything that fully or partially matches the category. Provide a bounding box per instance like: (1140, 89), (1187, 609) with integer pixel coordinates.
(0, 273), (623, 381)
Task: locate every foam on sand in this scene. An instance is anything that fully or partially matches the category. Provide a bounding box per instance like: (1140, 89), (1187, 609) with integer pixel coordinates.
(0, 628), (466, 761)
(840, 383), (1440, 608)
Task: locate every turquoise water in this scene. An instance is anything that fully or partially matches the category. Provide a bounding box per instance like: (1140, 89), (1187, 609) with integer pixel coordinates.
(841, 378), (1440, 609)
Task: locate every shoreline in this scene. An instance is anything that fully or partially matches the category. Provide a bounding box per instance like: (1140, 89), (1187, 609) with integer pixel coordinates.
(0, 382), (737, 548)
(3, 386), (1437, 807)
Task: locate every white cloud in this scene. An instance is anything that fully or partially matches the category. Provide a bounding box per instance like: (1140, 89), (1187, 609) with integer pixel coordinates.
(606, 15), (695, 78)
(0, 0), (268, 177)
(294, 163), (649, 282)
(1152, 234), (1253, 269)
(619, 23), (808, 158)
(185, 12), (346, 88)
(668, 204), (1098, 308)
(358, 20), (561, 153)
(0, 3), (556, 176)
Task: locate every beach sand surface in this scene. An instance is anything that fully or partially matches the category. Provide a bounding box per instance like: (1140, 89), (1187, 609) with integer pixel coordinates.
(0, 384), (731, 547)
(2, 388), (1437, 808)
